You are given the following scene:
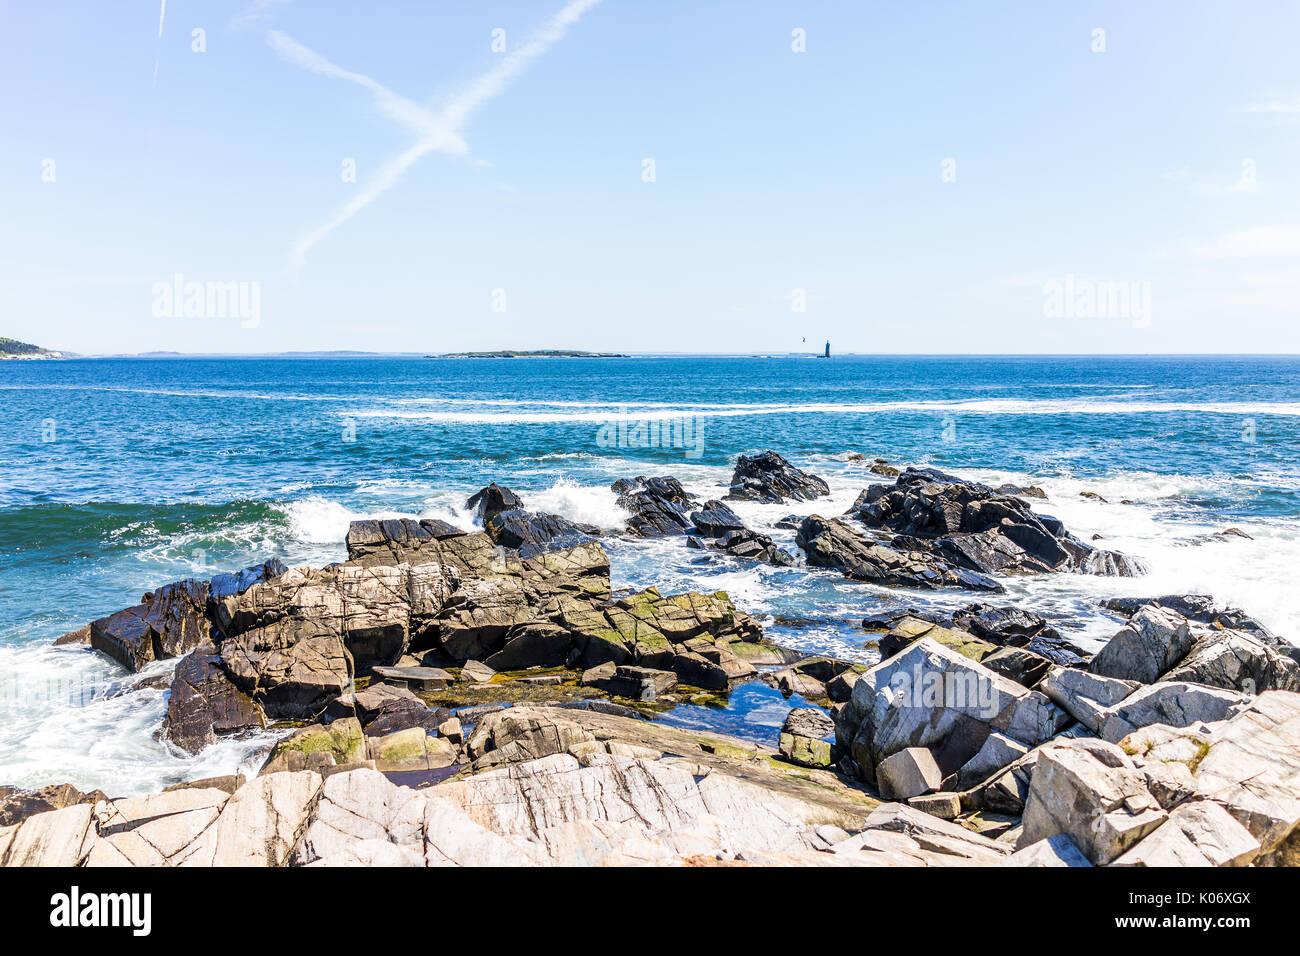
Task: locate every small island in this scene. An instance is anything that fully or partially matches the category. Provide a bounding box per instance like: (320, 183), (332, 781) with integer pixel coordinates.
(430, 350), (630, 359)
(0, 337), (64, 360)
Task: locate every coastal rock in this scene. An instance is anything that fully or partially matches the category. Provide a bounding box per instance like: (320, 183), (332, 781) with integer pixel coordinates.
(1002, 834), (1093, 867)
(0, 783), (109, 828)
(778, 708), (835, 768)
(1162, 627), (1300, 693)
(1018, 738), (1166, 865)
(981, 647), (1053, 688)
(1040, 667), (1140, 733)
(90, 578), (212, 672)
(846, 468), (1146, 579)
(1088, 606), (1194, 685)
(991, 691), (1073, 747)
(261, 718), (365, 775)
(162, 640), (266, 754)
(947, 604), (1088, 666)
(709, 528), (796, 566)
(466, 483), (524, 524)
(797, 516), (1003, 592)
(1101, 594), (1278, 645)
(1114, 800), (1260, 867)
(876, 747), (943, 800)
(1, 803), (97, 867)
(580, 664), (678, 701)
(344, 517), (465, 563)
(208, 771), (323, 867)
(689, 499), (746, 536)
(1095, 681), (1251, 744)
(878, 616), (998, 662)
(725, 451), (830, 504)
(829, 804), (1008, 865)
(484, 508), (599, 559)
(1188, 691), (1300, 864)
(366, 727), (457, 772)
(955, 732), (1031, 790)
(207, 558), (288, 602)
(220, 617), (354, 719)
(459, 659), (496, 683)
(370, 665), (453, 690)
(836, 637), (1027, 784)
(611, 476), (697, 537)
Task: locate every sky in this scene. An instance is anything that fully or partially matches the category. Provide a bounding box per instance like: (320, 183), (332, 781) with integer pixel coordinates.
(1, 0), (1298, 355)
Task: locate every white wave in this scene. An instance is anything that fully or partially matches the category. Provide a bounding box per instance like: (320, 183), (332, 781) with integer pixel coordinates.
(340, 398), (1300, 425)
(527, 478), (632, 531)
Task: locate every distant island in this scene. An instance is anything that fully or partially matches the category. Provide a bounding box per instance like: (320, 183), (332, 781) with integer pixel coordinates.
(430, 350), (630, 359)
(0, 337), (64, 360)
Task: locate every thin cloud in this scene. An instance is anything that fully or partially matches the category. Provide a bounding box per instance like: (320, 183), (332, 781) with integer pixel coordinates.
(273, 0), (603, 269)
(1235, 95), (1300, 115)
(231, 0), (292, 31)
(1194, 226), (1300, 259)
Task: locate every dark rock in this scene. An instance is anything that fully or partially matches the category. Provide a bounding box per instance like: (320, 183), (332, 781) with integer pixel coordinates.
(207, 558), (288, 603)
(220, 617), (354, 719)
(690, 500), (746, 536)
(579, 663), (678, 701)
(774, 514), (803, 530)
(370, 665), (454, 690)
(1100, 594), (1278, 644)
(90, 578), (212, 672)
(611, 476), (697, 536)
(797, 515), (1003, 592)
(981, 647), (1054, 688)
(725, 451), (830, 504)
(466, 483), (524, 523)
(162, 640), (266, 754)
(484, 508), (598, 559)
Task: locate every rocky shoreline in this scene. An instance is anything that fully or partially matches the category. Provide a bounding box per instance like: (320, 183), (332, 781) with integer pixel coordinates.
(4, 451), (1298, 867)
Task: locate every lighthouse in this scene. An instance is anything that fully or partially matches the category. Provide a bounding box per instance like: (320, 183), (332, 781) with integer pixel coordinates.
(824, 340), (830, 358)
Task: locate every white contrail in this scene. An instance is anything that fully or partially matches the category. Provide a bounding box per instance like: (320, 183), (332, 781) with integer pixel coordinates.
(153, 0), (166, 84)
(272, 0), (602, 268)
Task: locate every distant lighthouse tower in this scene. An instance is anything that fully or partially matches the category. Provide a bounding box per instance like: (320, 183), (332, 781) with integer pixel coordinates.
(824, 340), (831, 358)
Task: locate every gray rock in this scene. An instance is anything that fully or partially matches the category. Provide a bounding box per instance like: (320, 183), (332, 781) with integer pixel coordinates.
(1002, 833), (1093, 867)
(992, 690), (1072, 747)
(1114, 800), (1260, 867)
(1089, 605), (1194, 684)
(1096, 681), (1251, 744)
(876, 747), (943, 800)
(956, 732), (1031, 790)
(1040, 666), (1140, 732)
(1163, 627), (1300, 693)
(1018, 738), (1166, 865)
(782, 707), (834, 740)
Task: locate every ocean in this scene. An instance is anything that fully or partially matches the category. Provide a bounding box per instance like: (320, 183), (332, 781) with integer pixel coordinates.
(2, 354), (1298, 795)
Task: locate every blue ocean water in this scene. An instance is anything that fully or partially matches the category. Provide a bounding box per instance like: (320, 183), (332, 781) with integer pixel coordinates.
(2, 354), (1298, 793)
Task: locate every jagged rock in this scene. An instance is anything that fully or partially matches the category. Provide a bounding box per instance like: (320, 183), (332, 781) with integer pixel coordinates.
(484, 509), (598, 559)
(906, 793), (960, 820)
(580, 664), (677, 701)
(826, 669), (863, 702)
(90, 578), (211, 672)
(1040, 667), (1140, 733)
(1114, 800), (1260, 867)
(208, 558), (288, 602)
(53, 624), (91, 646)
(878, 616), (998, 662)
(779, 708), (835, 768)
(0, 783), (108, 828)
(1018, 738), (1166, 865)
(326, 683), (449, 737)
(345, 517), (465, 563)
(877, 747), (943, 800)
(798, 516), (1003, 592)
(710, 528), (796, 566)
(611, 476), (697, 536)
(1134, 758), (1197, 811)
(1101, 594), (1278, 644)
(1095, 681), (1251, 744)
(207, 771), (323, 866)
(726, 451), (829, 504)
(164, 775), (246, 795)
(767, 667), (826, 699)
(846, 468), (1146, 579)
(836, 637), (1027, 785)
(162, 640), (266, 754)
(690, 499), (746, 536)
(1002, 834), (1092, 867)
(829, 804), (1008, 865)
(466, 483), (524, 524)
(1, 803), (97, 867)
(220, 617), (354, 719)
(1089, 605), (1194, 684)
(1163, 627), (1300, 693)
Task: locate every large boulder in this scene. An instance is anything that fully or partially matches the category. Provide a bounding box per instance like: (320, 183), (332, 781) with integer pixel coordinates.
(846, 468), (1146, 578)
(220, 617), (354, 719)
(611, 476), (697, 537)
(1095, 681), (1251, 744)
(344, 517), (465, 563)
(466, 483), (524, 524)
(162, 640), (266, 754)
(1088, 605), (1194, 685)
(1040, 667), (1140, 733)
(836, 637), (1028, 784)
(725, 451), (829, 504)
(484, 509), (598, 559)
(1163, 627), (1300, 693)
(1113, 800), (1260, 867)
(1101, 594), (1279, 645)
(90, 578), (212, 672)
(1018, 738), (1167, 865)
(798, 516), (1003, 592)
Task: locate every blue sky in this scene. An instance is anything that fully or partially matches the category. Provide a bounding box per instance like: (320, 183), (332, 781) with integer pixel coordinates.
(2, 0), (1298, 354)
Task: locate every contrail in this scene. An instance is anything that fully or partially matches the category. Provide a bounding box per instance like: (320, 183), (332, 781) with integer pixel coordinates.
(153, 0), (166, 84)
(272, 0), (602, 268)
